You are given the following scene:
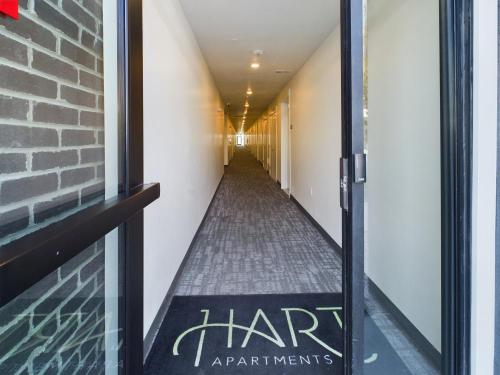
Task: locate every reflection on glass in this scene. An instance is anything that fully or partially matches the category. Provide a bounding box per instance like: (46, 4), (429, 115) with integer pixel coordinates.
(0, 233), (123, 374)
(363, 0), (442, 374)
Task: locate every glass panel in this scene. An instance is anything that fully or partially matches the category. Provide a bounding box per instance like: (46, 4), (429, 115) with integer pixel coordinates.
(0, 0), (121, 246)
(363, 0), (442, 374)
(0, 229), (123, 374)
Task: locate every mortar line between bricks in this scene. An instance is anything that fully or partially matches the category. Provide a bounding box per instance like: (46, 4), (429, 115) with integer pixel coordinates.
(16, 5), (104, 52)
(0, 251), (103, 338)
(0, 177), (103, 215)
(0, 119), (104, 131)
(0, 160), (104, 181)
(0, 27), (104, 79)
(0, 144), (103, 151)
(38, 1), (104, 43)
(0, 57), (104, 96)
(0, 195), (103, 246)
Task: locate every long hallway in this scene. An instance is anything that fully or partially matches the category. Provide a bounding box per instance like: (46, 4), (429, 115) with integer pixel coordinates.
(148, 148), (440, 375)
(146, 148), (438, 375)
(175, 147), (342, 295)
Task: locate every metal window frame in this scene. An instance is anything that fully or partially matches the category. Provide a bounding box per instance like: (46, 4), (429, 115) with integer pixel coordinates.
(340, 0), (473, 374)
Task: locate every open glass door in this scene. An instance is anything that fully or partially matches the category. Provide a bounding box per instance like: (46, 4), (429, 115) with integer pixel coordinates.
(342, 0), (472, 374)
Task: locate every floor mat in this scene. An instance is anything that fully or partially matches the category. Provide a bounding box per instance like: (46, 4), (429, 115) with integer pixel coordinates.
(145, 293), (411, 374)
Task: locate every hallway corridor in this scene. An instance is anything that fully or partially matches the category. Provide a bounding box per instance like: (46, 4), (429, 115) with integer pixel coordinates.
(175, 147), (342, 295)
(146, 148), (439, 375)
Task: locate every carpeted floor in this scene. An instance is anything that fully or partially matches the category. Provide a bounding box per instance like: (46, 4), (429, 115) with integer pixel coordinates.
(164, 148), (440, 375)
(175, 148), (342, 295)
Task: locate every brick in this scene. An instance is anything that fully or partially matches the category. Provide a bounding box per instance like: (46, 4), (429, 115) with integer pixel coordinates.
(81, 147), (103, 163)
(0, 65), (57, 98)
(0, 153), (27, 174)
(81, 30), (103, 56)
(1, 15), (56, 51)
(59, 244), (95, 280)
(61, 40), (95, 70)
(60, 348), (79, 372)
(33, 102), (78, 125)
(96, 58), (103, 74)
(0, 348), (31, 375)
(0, 95), (29, 120)
(61, 129), (95, 146)
(62, 0), (96, 32)
(0, 173), (58, 204)
(81, 181), (104, 204)
(33, 275), (78, 325)
(61, 167), (94, 188)
(0, 206), (29, 237)
(79, 70), (103, 91)
(0, 125), (58, 148)
(61, 85), (95, 108)
(32, 50), (78, 83)
(97, 130), (104, 144)
(0, 33), (28, 65)
(0, 319), (31, 374)
(80, 251), (104, 283)
(60, 281), (93, 322)
(80, 110), (104, 127)
(32, 150), (79, 171)
(81, 0), (102, 19)
(96, 164), (104, 178)
(34, 1), (79, 40)
(34, 191), (79, 223)
(97, 95), (104, 110)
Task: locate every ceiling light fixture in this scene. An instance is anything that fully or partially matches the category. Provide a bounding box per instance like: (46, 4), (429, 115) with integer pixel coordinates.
(250, 50), (263, 70)
(245, 102), (250, 107)
(246, 88), (253, 95)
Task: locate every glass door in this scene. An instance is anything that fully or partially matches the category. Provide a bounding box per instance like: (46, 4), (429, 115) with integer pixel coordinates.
(362, 0), (442, 374)
(342, 0), (472, 374)
(0, 1), (156, 374)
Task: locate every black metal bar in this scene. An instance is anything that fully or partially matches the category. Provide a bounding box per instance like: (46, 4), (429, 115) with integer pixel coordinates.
(439, 0), (473, 374)
(340, 0), (364, 374)
(121, 0), (144, 373)
(0, 183), (159, 308)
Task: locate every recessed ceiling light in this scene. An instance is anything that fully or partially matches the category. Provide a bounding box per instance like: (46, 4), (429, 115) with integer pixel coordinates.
(244, 102), (250, 107)
(250, 62), (260, 69)
(246, 88), (253, 95)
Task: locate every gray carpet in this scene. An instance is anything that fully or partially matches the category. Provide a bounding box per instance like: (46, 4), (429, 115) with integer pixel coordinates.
(175, 148), (342, 295)
(173, 148), (440, 374)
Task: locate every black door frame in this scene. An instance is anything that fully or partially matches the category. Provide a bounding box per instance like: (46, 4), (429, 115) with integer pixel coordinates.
(119, 0), (146, 373)
(340, 0), (473, 374)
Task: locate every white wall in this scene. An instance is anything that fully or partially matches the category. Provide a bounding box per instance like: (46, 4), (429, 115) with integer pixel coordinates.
(250, 27), (343, 243)
(366, 0), (441, 350)
(143, 0), (225, 336)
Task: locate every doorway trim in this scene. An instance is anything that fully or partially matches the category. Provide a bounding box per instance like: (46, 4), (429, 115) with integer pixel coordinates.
(341, 0), (473, 374)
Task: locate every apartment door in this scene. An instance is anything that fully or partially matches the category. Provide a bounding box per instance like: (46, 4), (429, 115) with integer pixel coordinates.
(341, 0), (471, 374)
(269, 111), (277, 180)
(0, 1), (158, 374)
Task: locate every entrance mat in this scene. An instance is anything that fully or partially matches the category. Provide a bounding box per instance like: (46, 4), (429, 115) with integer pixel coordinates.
(145, 293), (411, 374)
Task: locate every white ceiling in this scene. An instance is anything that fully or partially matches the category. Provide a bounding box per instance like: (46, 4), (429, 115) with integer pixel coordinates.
(179, 0), (340, 131)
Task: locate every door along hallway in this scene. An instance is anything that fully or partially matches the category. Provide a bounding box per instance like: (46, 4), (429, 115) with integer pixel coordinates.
(174, 147), (342, 295)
